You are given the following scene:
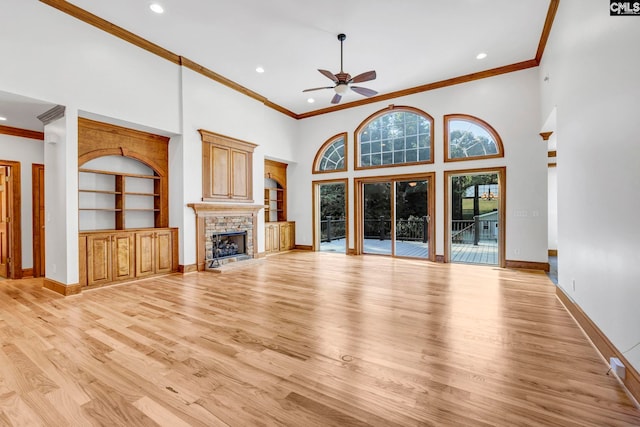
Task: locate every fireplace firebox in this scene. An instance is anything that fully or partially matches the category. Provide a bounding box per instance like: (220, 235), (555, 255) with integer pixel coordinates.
(208, 231), (248, 268)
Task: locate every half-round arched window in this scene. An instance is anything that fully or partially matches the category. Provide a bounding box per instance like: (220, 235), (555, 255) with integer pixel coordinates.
(313, 132), (347, 173)
(444, 114), (504, 162)
(355, 106), (434, 169)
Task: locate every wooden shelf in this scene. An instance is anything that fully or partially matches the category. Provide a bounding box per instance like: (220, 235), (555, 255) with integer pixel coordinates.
(79, 189), (122, 195)
(79, 167), (163, 230)
(125, 192), (159, 196)
(79, 168), (160, 180)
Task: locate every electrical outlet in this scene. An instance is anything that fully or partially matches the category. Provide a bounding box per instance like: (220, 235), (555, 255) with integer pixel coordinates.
(52, 263), (56, 273)
(514, 249), (520, 255)
(572, 278), (575, 291)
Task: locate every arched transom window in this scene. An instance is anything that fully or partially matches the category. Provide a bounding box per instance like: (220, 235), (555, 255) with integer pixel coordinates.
(356, 106), (434, 169)
(444, 114), (504, 162)
(313, 133), (347, 173)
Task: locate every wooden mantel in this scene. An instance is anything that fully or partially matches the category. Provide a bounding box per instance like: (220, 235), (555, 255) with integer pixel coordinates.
(188, 203), (264, 215)
(188, 203), (264, 271)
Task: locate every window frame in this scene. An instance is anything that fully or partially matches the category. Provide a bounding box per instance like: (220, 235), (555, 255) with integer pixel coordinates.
(354, 106), (434, 171)
(313, 132), (348, 174)
(444, 114), (504, 163)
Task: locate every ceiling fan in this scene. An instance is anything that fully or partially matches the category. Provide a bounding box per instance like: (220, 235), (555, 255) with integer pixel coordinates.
(303, 33), (377, 104)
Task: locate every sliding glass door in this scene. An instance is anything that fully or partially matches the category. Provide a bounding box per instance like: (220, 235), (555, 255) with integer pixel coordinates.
(317, 182), (347, 253)
(445, 168), (505, 267)
(395, 180), (429, 258)
(359, 175), (432, 259)
(363, 182), (392, 255)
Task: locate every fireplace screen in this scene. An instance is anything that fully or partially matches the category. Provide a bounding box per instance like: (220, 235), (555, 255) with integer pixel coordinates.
(209, 231), (247, 267)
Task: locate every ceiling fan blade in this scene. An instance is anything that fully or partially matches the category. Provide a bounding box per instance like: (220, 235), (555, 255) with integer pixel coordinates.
(331, 93), (342, 104)
(349, 70), (376, 84)
(302, 86), (334, 92)
(318, 69), (338, 83)
(351, 86), (378, 97)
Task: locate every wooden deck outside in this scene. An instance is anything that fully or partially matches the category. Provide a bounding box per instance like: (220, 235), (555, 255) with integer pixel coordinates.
(323, 238), (498, 265)
(451, 240), (498, 265)
(0, 251), (638, 425)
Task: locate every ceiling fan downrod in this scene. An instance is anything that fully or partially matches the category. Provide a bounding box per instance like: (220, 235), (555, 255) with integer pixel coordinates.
(338, 33), (346, 74)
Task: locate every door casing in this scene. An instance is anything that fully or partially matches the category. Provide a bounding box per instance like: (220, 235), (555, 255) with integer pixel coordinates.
(312, 178), (349, 252)
(0, 160), (22, 279)
(354, 172), (435, 261)
(444, 167), (506, 267)
(32, 163), (45, 277)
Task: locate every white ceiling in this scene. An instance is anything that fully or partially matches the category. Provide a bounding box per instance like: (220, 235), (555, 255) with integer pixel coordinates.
(0, 91), (56, 131)
(0, 1), (551, 132)
(67, 0), (551, 115)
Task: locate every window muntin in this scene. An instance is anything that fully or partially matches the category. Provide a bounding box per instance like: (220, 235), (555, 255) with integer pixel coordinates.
(356, 107), (433, 169)
(313, 133), (347, 173)
(445, 114), (504, 161)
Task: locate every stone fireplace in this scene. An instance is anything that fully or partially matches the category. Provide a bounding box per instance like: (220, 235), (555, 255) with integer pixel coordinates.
(188, 203), (264, 270)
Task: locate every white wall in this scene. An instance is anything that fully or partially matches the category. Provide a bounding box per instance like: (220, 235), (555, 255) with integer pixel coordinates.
(292, 68), (547, 263)
(0, 1), (186, 284)
(540, 0), (640, 371)
(0, 134), (44, 269)
(0, 1), (181, 134)
(176, 66), (299, 266)
(547, 165), (557, 251)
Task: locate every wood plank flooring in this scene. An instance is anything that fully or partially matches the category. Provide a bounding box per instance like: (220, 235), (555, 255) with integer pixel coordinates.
(0, 251), (638, 426)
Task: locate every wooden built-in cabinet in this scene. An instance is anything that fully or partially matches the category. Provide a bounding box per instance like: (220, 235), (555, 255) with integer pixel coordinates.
(200, 129), (257, 202)
(264, 160), (294, 254)
(79, 228), (178, 288)
(265, 221), (295, 254)
(77, 118), (176, 290)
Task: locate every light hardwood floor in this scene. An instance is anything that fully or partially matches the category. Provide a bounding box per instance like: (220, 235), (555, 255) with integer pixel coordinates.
(0, 251), (638, 426)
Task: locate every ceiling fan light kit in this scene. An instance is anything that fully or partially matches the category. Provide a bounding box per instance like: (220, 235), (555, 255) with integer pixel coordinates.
(303, 33), (378, 104)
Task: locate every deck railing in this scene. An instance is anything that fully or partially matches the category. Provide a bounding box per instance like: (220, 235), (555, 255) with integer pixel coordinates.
(362, 216), (429, 243)
(320, 217), (346, 242)
(451, 218), (498, 244)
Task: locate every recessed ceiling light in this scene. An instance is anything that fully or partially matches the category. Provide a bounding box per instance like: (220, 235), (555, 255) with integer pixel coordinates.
(255, 66), (265, 73)
(476, 52), (487, 60)
(149, 3), (164, 14)
(0, 116), (7, 121)
(307, 98), (315, 104)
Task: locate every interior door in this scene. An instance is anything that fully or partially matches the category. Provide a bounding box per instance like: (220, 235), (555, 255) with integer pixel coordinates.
(0, 166), (8, 277)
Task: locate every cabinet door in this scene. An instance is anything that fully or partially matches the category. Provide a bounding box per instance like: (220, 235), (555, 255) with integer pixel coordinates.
(112, 233), (135, 281)
(279, 222), (290, 251)
(211, 145), (230, 198)
(264, 225), (272, 253)
(155, 230), (172, 274)
(135, 231), (155, 277)
(266, 224), (280, 253)
(231, 150), (249, 199)
(87, 234), (112, 286)
(288, 222), (295, 250)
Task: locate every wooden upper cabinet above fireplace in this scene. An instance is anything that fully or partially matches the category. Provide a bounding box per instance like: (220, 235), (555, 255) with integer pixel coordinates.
(200, 130), (257, 203)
